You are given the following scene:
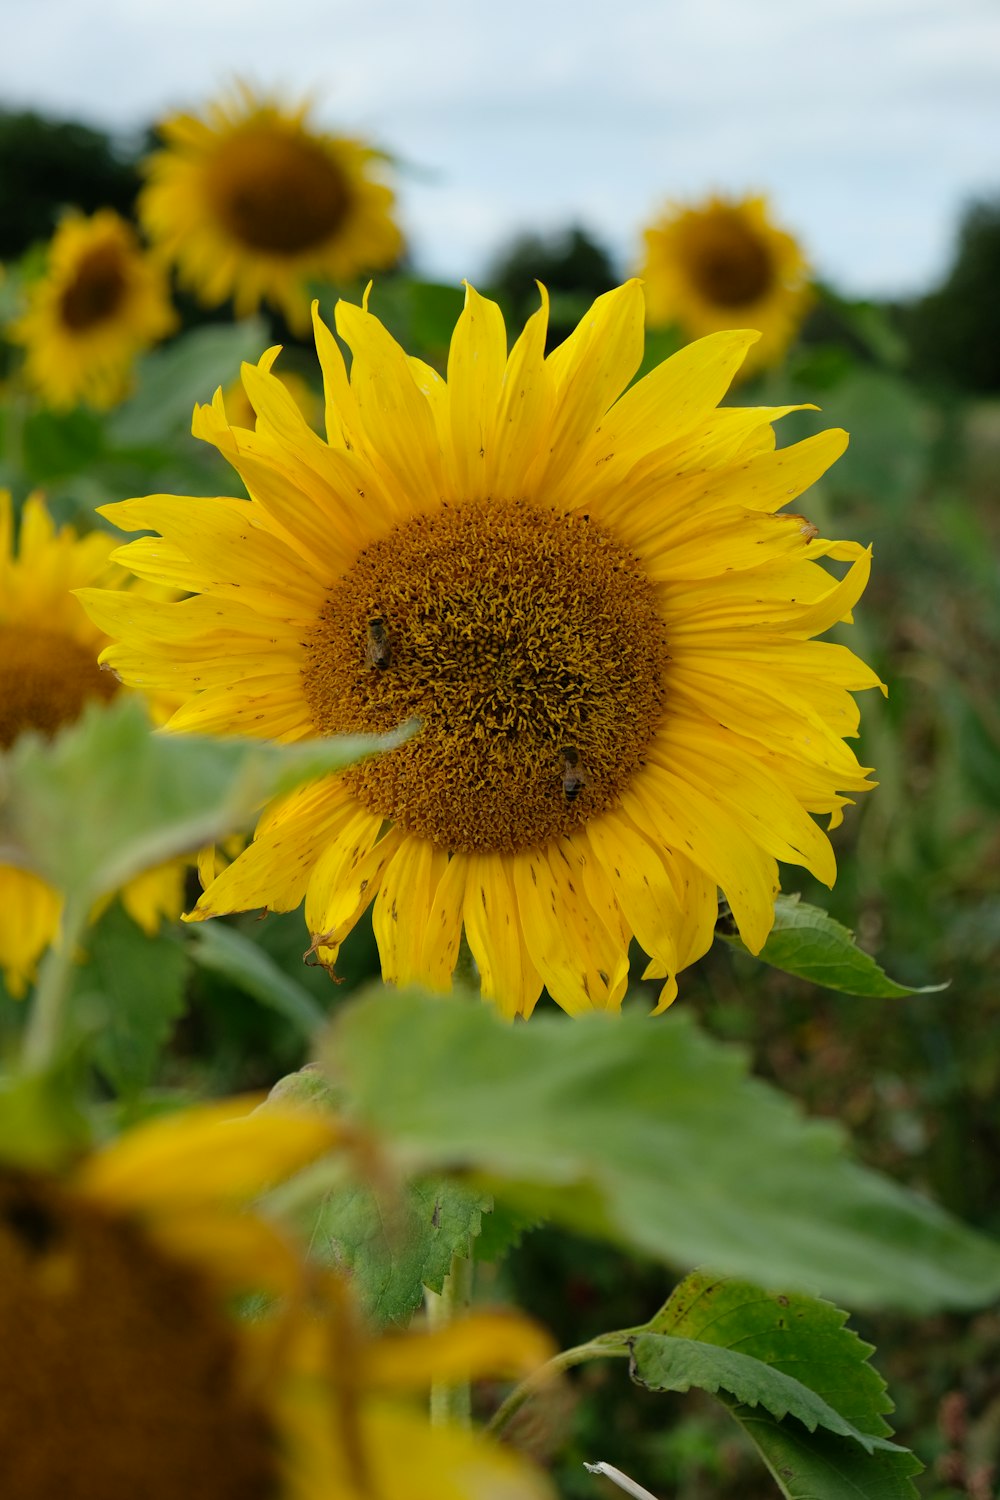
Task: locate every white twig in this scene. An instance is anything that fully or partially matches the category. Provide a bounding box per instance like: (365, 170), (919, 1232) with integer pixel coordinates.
(583, 1461), (662, 1500)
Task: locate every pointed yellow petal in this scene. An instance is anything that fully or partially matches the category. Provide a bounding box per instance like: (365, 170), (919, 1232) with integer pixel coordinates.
(446, 284), (507, 500)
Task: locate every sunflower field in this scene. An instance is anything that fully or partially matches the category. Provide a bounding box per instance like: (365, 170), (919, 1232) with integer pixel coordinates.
(1, 81), (999, 1500)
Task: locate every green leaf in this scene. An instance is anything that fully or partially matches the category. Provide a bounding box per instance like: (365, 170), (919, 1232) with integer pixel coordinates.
(107, 319), (269, 446)
(722, 894), (946, 998)
(623, 1273), (921, 1496)
(186, 921), (326, 1039)
(733, 1416), (921, 1499)
(0, 696), (414, 907)
(307, 1174), (490, 1325)
(326, 988), (1000, 1312)
(631, 1334), (901, 1450)
(76, 901), (189, 1094)
(473, 1201), (540, 1263)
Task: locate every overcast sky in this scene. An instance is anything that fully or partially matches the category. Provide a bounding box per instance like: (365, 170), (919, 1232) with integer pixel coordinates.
(4, 0), (999, 297)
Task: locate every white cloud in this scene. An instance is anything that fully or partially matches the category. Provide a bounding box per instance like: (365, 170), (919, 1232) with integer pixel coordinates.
(1, 0), (997, 294)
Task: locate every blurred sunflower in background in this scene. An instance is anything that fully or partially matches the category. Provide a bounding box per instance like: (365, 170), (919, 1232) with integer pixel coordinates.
(0, 493), (185, 996)
(638, 193), (812, 375)
(83, 280), (881, 1019)
(0, 1096), (552, 1499)
(9, 209), (176, 409)
(138, 82), (404, 333)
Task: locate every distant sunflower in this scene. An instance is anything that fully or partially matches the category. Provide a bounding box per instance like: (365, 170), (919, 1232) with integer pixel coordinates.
(0, 493), (183, 996)
(638, 194), (812, 375)
(139, 82), (404, 332)
(0, 1097), (552, 1500)
(10, 209), (176, 410)
(83, 281), (882, 1018)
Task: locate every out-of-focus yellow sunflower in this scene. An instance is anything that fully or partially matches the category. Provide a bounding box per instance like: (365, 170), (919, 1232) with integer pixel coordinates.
(9, 209), (177, 410)
(0, 492), (185, 996)
(0, 1096), (553, 1500)
(81, 281), (882, 1019)
(638, 194), (812, 375)
(139, 82), (404, 333)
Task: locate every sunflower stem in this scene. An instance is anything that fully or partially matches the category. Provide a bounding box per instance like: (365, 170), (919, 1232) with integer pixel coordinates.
(487, 1337), (629, 1437)
(21, 893), (88, 1073)
(426, 1251), (474, 1427)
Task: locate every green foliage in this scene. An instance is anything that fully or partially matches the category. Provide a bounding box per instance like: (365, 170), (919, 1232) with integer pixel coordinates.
(305, 1174), (490, 1324)
(486, 224), (619, 350)
(906, 196), (1000, 393)
(76, 901), (189, 1095)
(107, 320), (270, 447)
(626, 1272), (921, 1498)
(0, 110), (141, 259)
(324, 987), (1000, 1311)
(185, 921), (326, 1040)
(21, 406), (106, 482)
(721, 894), (945, 998)
(0, 696), (413, 908)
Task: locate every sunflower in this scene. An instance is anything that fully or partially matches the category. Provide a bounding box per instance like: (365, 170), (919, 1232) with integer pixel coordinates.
(81, 281), (882, 1018)
(9, 209), (177, 410)
(0, 1096), (552, 1499)
(637, 194), (812, 375)
(138, 82), (404, 333)
(0, 492), (184, 996)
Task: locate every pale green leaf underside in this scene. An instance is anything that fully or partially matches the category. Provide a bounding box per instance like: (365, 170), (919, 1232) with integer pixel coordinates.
(328, 989), (1000, 1312)
(629, 1334), (903, 1453)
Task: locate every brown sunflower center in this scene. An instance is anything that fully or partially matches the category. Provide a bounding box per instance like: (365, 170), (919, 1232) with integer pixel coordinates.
(0, 624), (118, 749)
(58, 242), (129, 331)
(687, 211), (774, 307)
(0, 1170), (278, 1500)
(303, 498), (669, 854)
(209, 126), (351, 255)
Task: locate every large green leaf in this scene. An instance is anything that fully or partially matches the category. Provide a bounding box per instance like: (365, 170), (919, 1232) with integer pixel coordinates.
(76, 901), (189, 1094)
(326, 988), (1000, 1312)
(722, 894), (945, 997)
(0, 697), (413, 907)
(624, 1273), (920, 1498)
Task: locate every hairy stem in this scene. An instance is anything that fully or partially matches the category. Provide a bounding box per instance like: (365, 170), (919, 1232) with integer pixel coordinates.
(426, 1251), (475, 1426)
(21, 894), (87, 1073)
(487, 1335), (630, 1437)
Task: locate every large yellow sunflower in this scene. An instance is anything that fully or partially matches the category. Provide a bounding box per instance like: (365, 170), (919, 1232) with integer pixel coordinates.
(138, 82), (404, 333)
(0, 492), (184, 996)
(81, 281), (882, 1018)
(9, 209), (177, 410)
(0, 1096), (552, 1499)
(637, 194), (812, 375)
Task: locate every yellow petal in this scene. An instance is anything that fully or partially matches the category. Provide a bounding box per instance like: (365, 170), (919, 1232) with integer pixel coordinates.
(373, 836), (451, 986)
(364, 1310), (554, 1390)
(511, 840), (629, 1014)
(463, 854), (543, 1020)
(446, 284), (507, 500)
(77, 1097), (343, 1211)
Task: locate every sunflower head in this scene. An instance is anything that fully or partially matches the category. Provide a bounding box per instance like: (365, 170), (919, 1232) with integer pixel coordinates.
(138, 82), (405, 333)
(0, 1096), (553, 1500)
(9, 209), (177, 410)
(0, 492), (184, 995)
(638, 193), (812, 375)
(82, 280), (882, 1019)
